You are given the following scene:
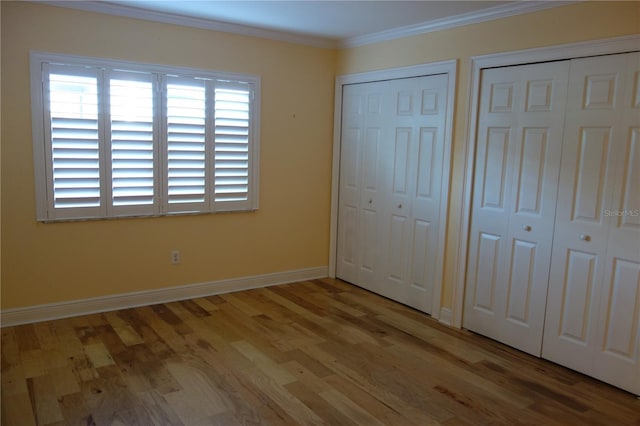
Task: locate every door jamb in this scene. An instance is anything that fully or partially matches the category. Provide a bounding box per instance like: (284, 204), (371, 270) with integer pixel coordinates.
(329, 60), (458, 321)
(452, 34), (640, 328)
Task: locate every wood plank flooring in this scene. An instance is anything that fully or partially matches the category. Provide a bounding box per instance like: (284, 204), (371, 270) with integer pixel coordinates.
(2, 278), (639, 425)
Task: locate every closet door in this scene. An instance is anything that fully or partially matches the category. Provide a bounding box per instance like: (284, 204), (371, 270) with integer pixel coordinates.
(378, 74), (449, 313)
(336, 74), (449, 314)
(463, 62), (569, 356)
(542, 52), (640, 395)
(336, 81), (385, 290)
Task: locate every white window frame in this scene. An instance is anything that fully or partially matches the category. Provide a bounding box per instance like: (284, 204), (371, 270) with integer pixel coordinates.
(30, 51), (260, 222)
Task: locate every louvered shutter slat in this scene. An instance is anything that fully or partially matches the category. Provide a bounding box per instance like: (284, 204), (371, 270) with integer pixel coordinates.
(110, 78), (155, 207)
(214, 84), (251, 204)
(49, 74), (101, 209)
(167, 81), (206, 204)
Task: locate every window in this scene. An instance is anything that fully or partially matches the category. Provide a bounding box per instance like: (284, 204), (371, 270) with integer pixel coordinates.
(30, 52), (260, 221)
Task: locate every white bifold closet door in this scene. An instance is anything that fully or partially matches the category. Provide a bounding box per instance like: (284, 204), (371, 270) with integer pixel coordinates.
(336, 74), (448, 314)
(464, 52), (640, 395)
(542, 52), (640, 396)
(463, 61), (570, 356)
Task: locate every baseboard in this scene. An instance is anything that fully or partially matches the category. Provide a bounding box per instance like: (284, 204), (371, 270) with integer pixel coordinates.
(439, 307), (453, 327)
(0, 266), (328, 327)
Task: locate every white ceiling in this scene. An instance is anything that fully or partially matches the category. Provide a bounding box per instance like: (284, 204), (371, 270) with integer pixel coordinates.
(108, 1), (510, 40)
(47, 1), (570, 48)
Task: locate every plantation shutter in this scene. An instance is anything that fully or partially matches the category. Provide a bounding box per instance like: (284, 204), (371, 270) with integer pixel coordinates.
(214, 81), (254, 211)
(32, 53), (260, 221)
(107, 71), (158, 215)
(165, 76), (209, 212)
(45, 64), (105, 219)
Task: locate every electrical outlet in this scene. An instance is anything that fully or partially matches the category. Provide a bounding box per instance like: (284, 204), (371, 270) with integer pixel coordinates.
(171, 250), (180, 265)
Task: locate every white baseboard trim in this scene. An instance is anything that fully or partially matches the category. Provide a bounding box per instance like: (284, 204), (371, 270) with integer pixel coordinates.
(439, 307), (454, 327)
(1, 266), (328, 327)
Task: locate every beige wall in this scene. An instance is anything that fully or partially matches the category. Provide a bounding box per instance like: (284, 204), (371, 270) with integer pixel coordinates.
(1, 0), (638, 313)
(337, 1), (640, 309)
(0, 2), (2, 309)
(1, 2), (336, 309)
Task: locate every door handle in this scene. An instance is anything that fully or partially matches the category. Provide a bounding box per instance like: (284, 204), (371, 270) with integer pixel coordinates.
(579, 234), (591, 242)
(523, 225), (532, 232)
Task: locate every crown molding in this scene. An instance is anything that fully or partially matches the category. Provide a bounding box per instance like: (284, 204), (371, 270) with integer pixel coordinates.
(39, 1), (576, 50)
(340, 1), (577, 48)
(40, 1), (339, 49)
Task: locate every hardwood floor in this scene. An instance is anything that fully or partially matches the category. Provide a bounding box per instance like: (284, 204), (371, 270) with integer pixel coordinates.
(2, 278), (639, 425)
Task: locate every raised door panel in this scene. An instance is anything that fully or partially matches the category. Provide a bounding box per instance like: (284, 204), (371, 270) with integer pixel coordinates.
(618, 128), (640, 230)
(473, 233), (502, 312)
(387, 215), (410, 283)
(410, 219), (432, 292)
(338, 205), (358, 270)
(416, 128), (436, 203)
(340, 128), (361, 193)
(392, 127), (412, 196)
(572, 127), (611, 223)
(594, 255), (640, 395)
(601, 259), (640, 360)
(359, 209), (378, 274)
(481, 128), (511, 211)
(514, 128), (548, 215)
(362, 129), (380, 193)
(556, 250), (599, 346)
(505, 239), (537, 326)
